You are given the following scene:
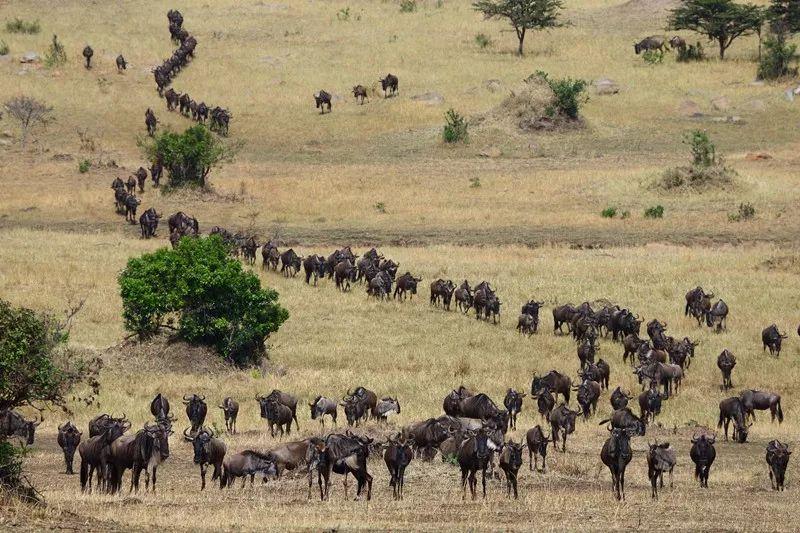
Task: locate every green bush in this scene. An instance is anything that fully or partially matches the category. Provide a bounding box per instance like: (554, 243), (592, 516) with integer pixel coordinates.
(469, 177), (481, 188)
(642, 49), (665, 64)
(644, 205), (665, 218)
(336, 7), (351, 21)
(677, 41), (706, 61)
(601, 206), (618, 218)
(78, 159), (91, 173)
(5, 18), (40, 34)
(728, 202), (755, 221)
(400, 0), (417, 12)
(0, 441), (24, 488)
(141, 125), (232, 189)
(443, 108), (469, 143)
(757, 33), (799, 80)
(475, 33), (492, 48)
(685, 130), (716, 167)
(44, 34), (67, 68)
(118, 236), (288, 367)
(0, 40), (9, 56)
(536, 71), (588, 120)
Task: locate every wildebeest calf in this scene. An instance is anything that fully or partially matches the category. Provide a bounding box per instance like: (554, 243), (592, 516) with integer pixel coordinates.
(647, 441), (676, 499)
(499, 440), (524, 499)
(766, 440), (791, 491)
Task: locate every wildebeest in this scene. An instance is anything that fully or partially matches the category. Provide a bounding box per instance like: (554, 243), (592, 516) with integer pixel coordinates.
(766, 440), (791, 491)
(499, 440), (524, 499)
(165, 88), (180, 111)
(443, 386), (474, 416)
(405, 417), (457, 459)
(430, 278), (456, 310)
(303, 255), (326, 286)
(179, 93), (191, 115)
(259, 398), (293, 438)
(669, 35), (687, 51)
(82, 45), (93, 68)
(372, 397), (401, 423)
(690, 432), (716, 488)
(185, 427), (226, 490)
(457, 428), (497, 500)
(262, 242), (280, 271)
(314, 90), (332, 113)
(503, 389), (526, 430)
(622, 334), (645, 366)
(263, 439), (312, 479)
(116, 54), (127, 72)
(638, 386), (664, 423)
(647, 441), (676, 499)
(384, 433), (413, 500)
(78, 419), (127, 493)
(531, 370), (572, 404)
(57, 421), (82, 474)
(762, 324), (787, 356)
(454, 281), (473, 313)
(123, 193), (141, 224)
(222, 450), (278, 488)
(394, 272), (422, 300)
(311, 431), (374, 501)
(145, 108), (157, 136)
(0, 410), (40, 446)
(183, 394), (208, 435)
(525, 425), (549, 472)
(125, 174), (136, 195)
(335, 259), (357, 291)
(739, 389), (783, 424)
(707, 299), (729, 332)
(634, 35), (667, 54)
(108, 422), (172, 494)
(610, 387), (632, 410)
(139, 208), (161, 239)
(601, 426), (634, 501)
(517, 313), (537, 336)
(352, 84), (368, 104)
(577, 336), (597, 370)
(260, 389), (299, 429)
(685, 286), (711, 315)
(717, 349), (736, 390)
(600, 407), (646, 436)
(241, 236), (258, 265)
(310, 396), (338, 427)
(280, 249), (302, 277)
(380, 74), (399, 97)
(150, 393), (170, 420)
(718, 396), (750, 443)
(548, 403), (580, 452)
(88, 413), (130, 438)
(575, 379), (601, 420)
(520, 300), (543, 331)
(218, 397), (239, 434)
(454, 393), (508, 431)
(473, 284), (501, 324)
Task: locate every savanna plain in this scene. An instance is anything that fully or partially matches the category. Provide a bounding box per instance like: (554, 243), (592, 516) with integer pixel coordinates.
(1, 0), (800, 530)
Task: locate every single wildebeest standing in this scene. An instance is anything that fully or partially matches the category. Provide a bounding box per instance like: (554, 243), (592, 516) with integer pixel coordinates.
(139, 208), (161, 239)
(638, 385), (664, 423)
(218, 397), (239, 434)
(125, 175), (136, 195)
(610, 386), (632, 410)
(394, 272), (422, 301)
(443, 386), (474, 417)
(534, 385), (555, 420)
(634, 35), (667, 54)
(548, 403), (580, 452)
(669, 35), (687, 51)
(185, 427), (226, 490)
(499, 440), (524, 499)
(762, 324), (787, 357)
(647, 441), (676, 499)
(454, 281), (473, 313)
(601, 426), (634, 501)
(145, 108), (157, 136)
(430, 279), (456, 310)
(531, 370), (572, 404)
(575, 379), (601, 420)
(280, 249), (302, 278)
(57, 421), (82, 474)
(352, 85), (368, 104)
(222, 450), (278, 489)
(739, 389), (783, 424)
(380, 74), (399, 97)
(314, 90), (332, 113)
(457, 428), (498, 500)
(622, 333), (645, 366)
(116, 54), (127, 72)
(517, 313), (537, 336)
(526, 424), (549, 472)
(690, 432), (716, 488)
(310, 396), (338, 428)
(0, 410), (41, 446)
(503, 389), (526, 430)
(311, 431), (374, 501)
(165, 88), (179, 111)
(766, 440), (791, 491)
(303, 254), (326, 286)
(150, 393), (170, 420)
(151, 158), (163, 187)
(135, 167), (147, 193)
(82, 45), (94, 68)
(717, 349), (736, 391)
(707, 299), (729, 332)
(718, 396), (750, 443)
(345, 387), (377, 423)
(341, 397), (366, 427)
(183, 394), (208, 435)
(384, 433), (413, 500)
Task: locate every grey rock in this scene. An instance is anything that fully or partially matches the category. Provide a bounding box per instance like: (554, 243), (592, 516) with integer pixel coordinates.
(20, 51), (39, 63)
(410, 92), (444, 105)
(593, 78), (619, 95)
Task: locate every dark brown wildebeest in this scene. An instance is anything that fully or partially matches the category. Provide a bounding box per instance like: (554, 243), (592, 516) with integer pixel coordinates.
(0, 410), (40, 446)
(183, 394), (207, 435)
(394, 272), (422, 300)
(334, 259), (357, 291)
(766, 440), (791, 491)
(264, 439), (312, 479)
(344, 387), (377, 422)
(168, 211), (199, 237)
(341, 397), (366, 427)
(457, 428), (497, 500)
(526, 425), (549, 472)
(262, 398), (293, 438)
(108, 422), (172, 494)
(310, 396), (338, 427)
(165, 88), (179, 111)
(430, 279), (456, 310)
(669, 35), (687, 51)
(196, 102), (209, 123)
(438, 429), (468, 462)
(458, 393), (509, 431)
(601, 426), (634, 501)
(303, 255), (326, 286)
(739, 389), (783, 424)
(610, 387), (632, 410)
(82, 45), (93, 68)
(368, 270), (393, 300)
(179, 93), (191, 115)
(503, 389), (526, 430)
(685, 286), (710, 316)
(167, 9), (183, 28)
(189, 100), (198, 120)
(762, 324), (788, 357)
(124, 195), (141, 224)
(499, 440), (524, 499)
(150, 393), (170, 420)
(577, 336), (597, 370)
(717, 349), (736, 390)
(638, 385), (664, 423)
(405, 417), (456, 459)
(384, 433), (413, 500)
(185, 427), (226, 490)
(552, 304), (579, 334)
(443, 386), (474, 416)
(473, 284), (501, 324)
(372, 397), (401, 423)
(454, 281), (473, 314)
(531, 370), (572, 404)
(622, 333), (645, 366)
(145, 108), (157, 136)
(634, 35), (667, 54)
(116, 54), (127, 72)
(125, 175), (136, 195)
(707, 299), (729, 332)
(380, 74), (399, 97)
(600, 406), (646, 436)
(241, 236), (258, 265)
(78, 419), (127, 493)
(517, 314), (536, 336)
(88, 413), (130, 438)
(280, 249), (302, 277)
(690, 431), (716, 488)
(139, 208), (161, 239)
(314, 90), (332, 113)
(262, 243), (280, 270)
(57, 421), (82, 474)
(718, 396), (750, 443)
(352, 85), (368, 104)
(575, 379), (601, 420)
(548, 403), (580, 452)
(222, 450), (278, 489)
(262, 389), (299, 429)
(520, 300), (544, 332)
(218, 397), (239, 434)
(647, 441), (676, 499)
(311, 431), (374, 501)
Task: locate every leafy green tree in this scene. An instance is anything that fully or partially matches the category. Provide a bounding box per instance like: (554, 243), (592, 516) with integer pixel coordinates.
(668, 0), (765, 59)
(757, 32), (798, 79)
(141, 125), (232, 189)
(473, 0), (565, 56)
(119, 236), (289, 367)
(768, 0), (800, 34)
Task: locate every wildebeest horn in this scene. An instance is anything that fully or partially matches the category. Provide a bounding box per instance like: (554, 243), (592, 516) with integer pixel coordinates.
(198, 395), (205, 401)
(58, 422), (65, 431)
(183, 427), (194, 441)
(607, 424), (613, 432)
(183, 394), (192, 401)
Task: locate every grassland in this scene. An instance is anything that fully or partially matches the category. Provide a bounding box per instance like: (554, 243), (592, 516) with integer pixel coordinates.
(1, 0), (800, 530)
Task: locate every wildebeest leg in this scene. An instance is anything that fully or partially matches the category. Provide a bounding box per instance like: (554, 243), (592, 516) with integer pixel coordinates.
(342, 472), (349, 500)
(460, 466), (469, 500)
(562, 432), (567, 453)
(200, 463), (207, 490)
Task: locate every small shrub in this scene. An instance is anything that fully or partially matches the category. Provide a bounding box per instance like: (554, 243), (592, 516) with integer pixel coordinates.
(0, 40), (9, 56)
(685, 130), (715, 167)
(443, 108), (469, 143)
(400, 0), (417, 12)
(601, 206), (617, 218)
(728, 202), (755, 222)
(5, 18), (40, 34)
(141, 125), (233, 189)
(642, 49), (664, 64)
(657, 165), (736, 191)
(536, 71), (587, 120)
(475, 33), (492, 49)
(78, 159), (91, 173)
(621, 210), (631, 219)
(336, 7), (351, 21)
(644, 205), (664, 218)
(44, 34), (67, 68)
(469, 177), (481, 188)
(757, 33), (799, 80)
(374, 202), (387, 213)
(677, 42), (706, 62)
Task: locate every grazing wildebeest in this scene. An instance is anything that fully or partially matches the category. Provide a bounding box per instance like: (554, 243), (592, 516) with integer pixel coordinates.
(78, 419), (127, 493)
(634, 35), (667, 54)
(766, 440), (791, 491)
(717, 349), (736, 390)
(457, 428), (497, 500)
(183, 394), (208, 435)
(352, 85), (368, 104)
(303, 255), (326, 286)
(499, 440), (524, 499)
(116, 54), (127, 72)
(690, 432), (716, 488)
(739, 389), (783, 424)
(707, 299), (729, 332)
(575, 379), (601, 420)
(222, 450), (278, 489)
(57, 421), (82, 474)
(610, 387), (632, 410)
(454, 281), (473, 313)
(669, 35), (687, 51)
(531, 370), (572, 404)
(600, 407), (646, 436)
(145, 108), (157, 136)
(525, 425), (549, 472)
(82, 45), (94, 68)
(638, 386), (664, 423)
(549, 404), (580, 452)
(372, 397), (401, 423)
(647, 441), (676, 499)
(150, 393), (170, 420)
(380, 74), (399, 97)
(394, 272), (422, 300)
(108, 422), (172, 494)
(384, 433), (413, 500)
(718, 396), (751, 443)
(185, 427), (226, 490)
(503, 389), (526, 430)
(312, 431), (374, 501)
(218, 397), (239, 434)
(314, 90), (332, 113)
(601, 426), (634, 501)
(310, 396), (338, 427)
(0, 410), (40, 446)
(762, 324), (787, 356)
(430, 279), (456, 310)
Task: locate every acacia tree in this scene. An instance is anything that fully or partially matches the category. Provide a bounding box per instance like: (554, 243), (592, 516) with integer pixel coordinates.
(668, 0), (765, 60)
(3, 96), (53, 147)
(473, 0), (565, 56)
(768, 0), (800, 34)
(141, 125), (233, 189)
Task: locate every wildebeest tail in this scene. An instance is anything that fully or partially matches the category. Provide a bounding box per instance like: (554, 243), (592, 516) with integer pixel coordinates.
(220, 466), (228, 488)
(716, 411), (724, 429)
(776, 400), (784, 424)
